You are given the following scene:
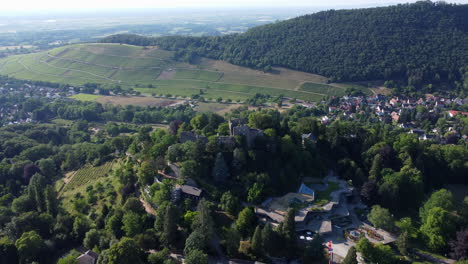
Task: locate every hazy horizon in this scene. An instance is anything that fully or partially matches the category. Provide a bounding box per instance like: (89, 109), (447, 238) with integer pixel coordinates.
(2, 0), (467, 13)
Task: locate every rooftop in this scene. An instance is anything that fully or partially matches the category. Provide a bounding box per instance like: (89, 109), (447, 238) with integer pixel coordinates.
(178, 184), (202, 197)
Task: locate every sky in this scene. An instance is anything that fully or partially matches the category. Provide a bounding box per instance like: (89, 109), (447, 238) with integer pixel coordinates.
(1, 0), (467, 12)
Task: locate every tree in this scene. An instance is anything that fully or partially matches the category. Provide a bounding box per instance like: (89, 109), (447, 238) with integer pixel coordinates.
(247, 183), (264, 204)
(396, 232), (409, 256)
(251, 225), (263, 256)
(148, 248), (170, 264)
(261, 223), (276, 256)
(0, 239), (19, 264)
(180, 160), (199, 179)
(37, 158), (56, 178)
(15, 231), (45, 264)
(368, 205), (394, 231)
(212, 152), (230, 182)
(378, 165), (424, 212)
(190, 114), (208, 131)
(153, 180), (173, 206)
(11, 195), (35, 214)
(342, 246), (358, 264)
(369, 154), (383, 180)
(169, 120), (183, 135)
(420, 189), (454, 224)
(122, 212), (143, 237)
(236, 207), (257, 238)
(356, 238), (373, 261)
(137, 161), (155, 186)
(360, 180), (378, 205)
(57, 250), (80, 264)
(84, 229), (100, 250)
(222, 224), (241, 257)
(192, 200), (214, 239)
(106, 210), (124, 238)
(373, 243), (396, 264)
(106, 237), (144, 264)
(450, 229), (468, 260)
(420, 207), (456, 252)
(219, 191), (240, 215)
(395, 217), (417, 239)
(44, 185), (58, 216)
(184, 230), (206, 255)
(282, 208), (296, 243)
(232, 148), (246, 174)
(185, 249), (208, 264)
(161, 204), (177, 248)
(248, 112), (277, 130)
(302, 234), (325, 262)
(27, 173), (46, 212)
(123, 197), (145, 215)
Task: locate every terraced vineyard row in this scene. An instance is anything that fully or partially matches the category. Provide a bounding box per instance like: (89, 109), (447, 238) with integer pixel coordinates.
(0, 43), (369, 102)
(64, 162), (114, 191)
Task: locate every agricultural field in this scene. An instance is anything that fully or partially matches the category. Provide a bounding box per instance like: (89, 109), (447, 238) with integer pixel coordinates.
(95, 95), (182, 106)
(195, 102), (244, 114)
(61, 162), (114, 193)
(174, 69), (223, 82)
(70, 93), (102, 101)
(300, 82), (372, 97)
(0, 43), (371, 101)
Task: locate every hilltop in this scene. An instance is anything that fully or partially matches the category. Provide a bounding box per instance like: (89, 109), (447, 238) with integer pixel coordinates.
(0, 43), (370, 101)
(102, 1), (468, 92)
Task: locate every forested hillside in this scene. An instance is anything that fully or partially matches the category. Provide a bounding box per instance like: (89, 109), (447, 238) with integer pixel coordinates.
(102, 1), (468, 91)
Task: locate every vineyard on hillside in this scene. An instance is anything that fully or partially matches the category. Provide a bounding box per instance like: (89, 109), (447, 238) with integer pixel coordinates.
(63, 162), (114, 192)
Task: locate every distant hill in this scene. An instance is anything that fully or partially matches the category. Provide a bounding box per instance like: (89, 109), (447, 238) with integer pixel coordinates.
(102, 1), (468, 91)
(0, 43), (368, 101)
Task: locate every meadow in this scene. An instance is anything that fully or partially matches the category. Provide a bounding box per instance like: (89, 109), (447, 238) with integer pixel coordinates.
(62, 162), (114, 193)
(70, 93), (102, 101)
(0, 43), (371, 101)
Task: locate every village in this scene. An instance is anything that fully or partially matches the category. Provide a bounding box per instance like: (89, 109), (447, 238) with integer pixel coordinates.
(0, 82), (77, 126)
(296, 93), (468, 144)
(0, 80), (465, 263)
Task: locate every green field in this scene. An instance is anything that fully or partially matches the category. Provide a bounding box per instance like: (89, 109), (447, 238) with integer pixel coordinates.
(174, 69), (223, 81)
(70, 93), (102, 101)
(300, 82), (371, 97)
(0, 43), (371, 101)
(63, 162), (114, 192)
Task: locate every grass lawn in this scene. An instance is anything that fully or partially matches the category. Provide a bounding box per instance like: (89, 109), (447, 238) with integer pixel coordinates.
(314, 181), (341, 206)
(70, 93), (102, 102)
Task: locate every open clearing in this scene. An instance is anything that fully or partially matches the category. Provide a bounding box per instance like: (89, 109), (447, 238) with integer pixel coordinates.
(96, 95), (181, 107)
(61, 162), (115, 193)
(0, 43), (371, 101)
(195, 102), (244, 114)
(70, 93), (102, 101)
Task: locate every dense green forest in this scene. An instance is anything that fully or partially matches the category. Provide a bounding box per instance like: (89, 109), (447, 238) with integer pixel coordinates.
(102, 1), (468, 93)
(0, 87), (467, 263)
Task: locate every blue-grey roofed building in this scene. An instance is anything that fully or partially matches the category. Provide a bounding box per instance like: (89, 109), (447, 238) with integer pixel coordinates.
(298, 183), (315, 200)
